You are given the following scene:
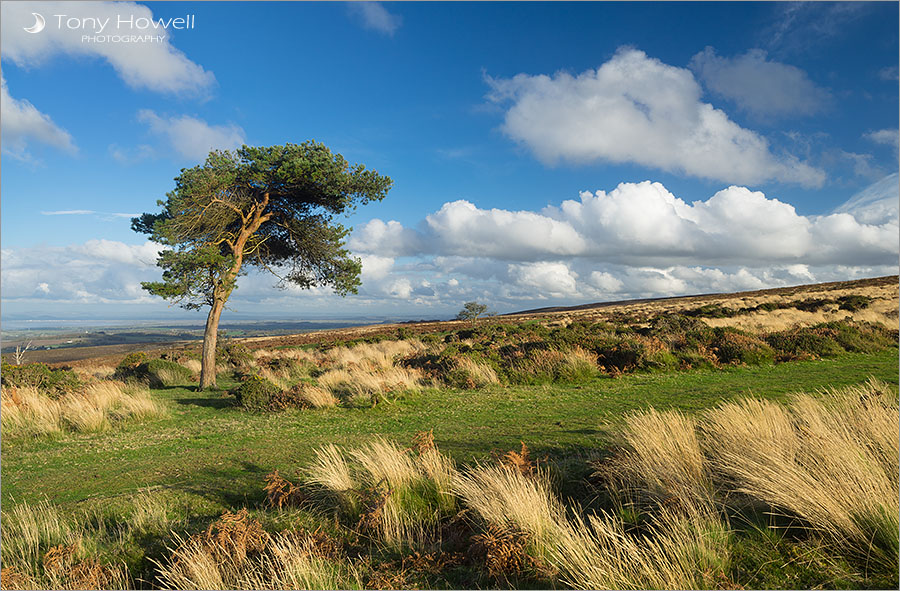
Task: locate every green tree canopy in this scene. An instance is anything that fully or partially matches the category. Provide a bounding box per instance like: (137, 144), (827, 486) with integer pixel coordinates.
(133, 142), (392, 388)
(456, 301), (489, 323)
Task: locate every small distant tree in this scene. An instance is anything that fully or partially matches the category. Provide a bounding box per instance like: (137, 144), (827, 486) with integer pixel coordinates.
(456, 301), (488, 324)
(133, 142), (392, 388)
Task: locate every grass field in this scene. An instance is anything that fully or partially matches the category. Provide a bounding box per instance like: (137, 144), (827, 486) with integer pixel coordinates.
(2, 349), (898, 511)
(1, 282), (898, 589)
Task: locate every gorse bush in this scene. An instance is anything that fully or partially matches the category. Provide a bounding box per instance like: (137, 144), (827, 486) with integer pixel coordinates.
(1, 362), (82, 398)
(711, 329), (775, 365)
(837, 294), (872, 312)
(232, 375), (282, 412)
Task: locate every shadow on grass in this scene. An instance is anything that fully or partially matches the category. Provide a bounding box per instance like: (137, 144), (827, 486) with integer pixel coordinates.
(170, 459), (270, 510)
(173, 396), (236, 410)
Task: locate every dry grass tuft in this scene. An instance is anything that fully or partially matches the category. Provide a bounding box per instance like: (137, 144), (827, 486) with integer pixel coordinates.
(0, 500), (129, 590)
(2, 382), (165, 437)
(702, 378), (899, 572)
(293, 383), (338, 409)
(324, 339), (425, 370)
(317, 365), (425, 401)
(1, 387), (64, 437)
(156, 527), (359, 590)
(305, 444), (357, 495)
(451, 356), (500, 388)
(551, 505), (730, 590)
(611, 408), (714, 512)
(181, 359), (202, 374)
(129, 489), (176, 533)
(452, 464), (562, 555)
(351, 438), (420, 490)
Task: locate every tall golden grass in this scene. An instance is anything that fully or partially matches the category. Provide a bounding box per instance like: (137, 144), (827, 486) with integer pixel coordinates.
(610, 408), (715, 512)
(452, 461), (730, 589)
(451, 356), (500, 387)
(181, 359), (202, 375)
(1, 381), (166, 437)
(702, 378), (899, 572)
(302, 437), (459, 550)
(323, 340), (426, 370)
(316, 365), (425, 402)
(551, 505), (730, 590)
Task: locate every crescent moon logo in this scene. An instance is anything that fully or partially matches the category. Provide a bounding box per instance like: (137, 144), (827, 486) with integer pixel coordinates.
(23, 13), (46, 34)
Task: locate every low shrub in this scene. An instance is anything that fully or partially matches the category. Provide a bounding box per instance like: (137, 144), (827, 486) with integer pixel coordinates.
(837, 294), (873, 312)
(712, 329), (776, 365)
(116, 352), (147, 372)
(0, 362), (82, 398)
(232, 375), (281, 411)
(766, 325), (850, 360)
(819, 321), (896, 353)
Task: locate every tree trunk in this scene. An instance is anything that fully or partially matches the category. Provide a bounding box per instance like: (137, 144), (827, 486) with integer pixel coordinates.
(200, 298), (225, 389)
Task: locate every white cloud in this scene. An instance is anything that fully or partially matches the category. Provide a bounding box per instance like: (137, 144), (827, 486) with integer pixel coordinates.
(864, 129), (900, 153)
(510, 262), (579, 298)
(1, 1), (215, 96)
(690, 47), (831, 118)
(6, 179), (896, 317)
(109, 142), (155, 164)
(832, 173), (899, 226)
(424, 200), (587, 259)
(41, 209), (138, 220)
(1, 73), (76, 160)
(1, 240), (164, 303)
(137, 109), (245, 161)
(486, 48), (824, 187)
(352, 178), (898, 269)
(347, 2), (402, 36)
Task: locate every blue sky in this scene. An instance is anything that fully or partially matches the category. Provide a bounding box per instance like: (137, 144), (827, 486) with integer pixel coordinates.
(1, 1), (898, 323)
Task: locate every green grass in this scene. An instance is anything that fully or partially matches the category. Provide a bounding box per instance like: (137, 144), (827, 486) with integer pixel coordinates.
(3, 349), (896, 515)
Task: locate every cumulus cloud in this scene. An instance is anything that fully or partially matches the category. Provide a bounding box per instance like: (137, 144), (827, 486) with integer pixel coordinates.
(137, 109), (245, 161)
(1, 240), (164, 304)
(690, 47), (831, 118)
(6, 178), (896, 317)
(347, 2), (401, 36)
(353, 179), (897, 268)
(486, 48), (824, 186)
(1, 1), (215, 96)
(1, 73), (76, 161)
